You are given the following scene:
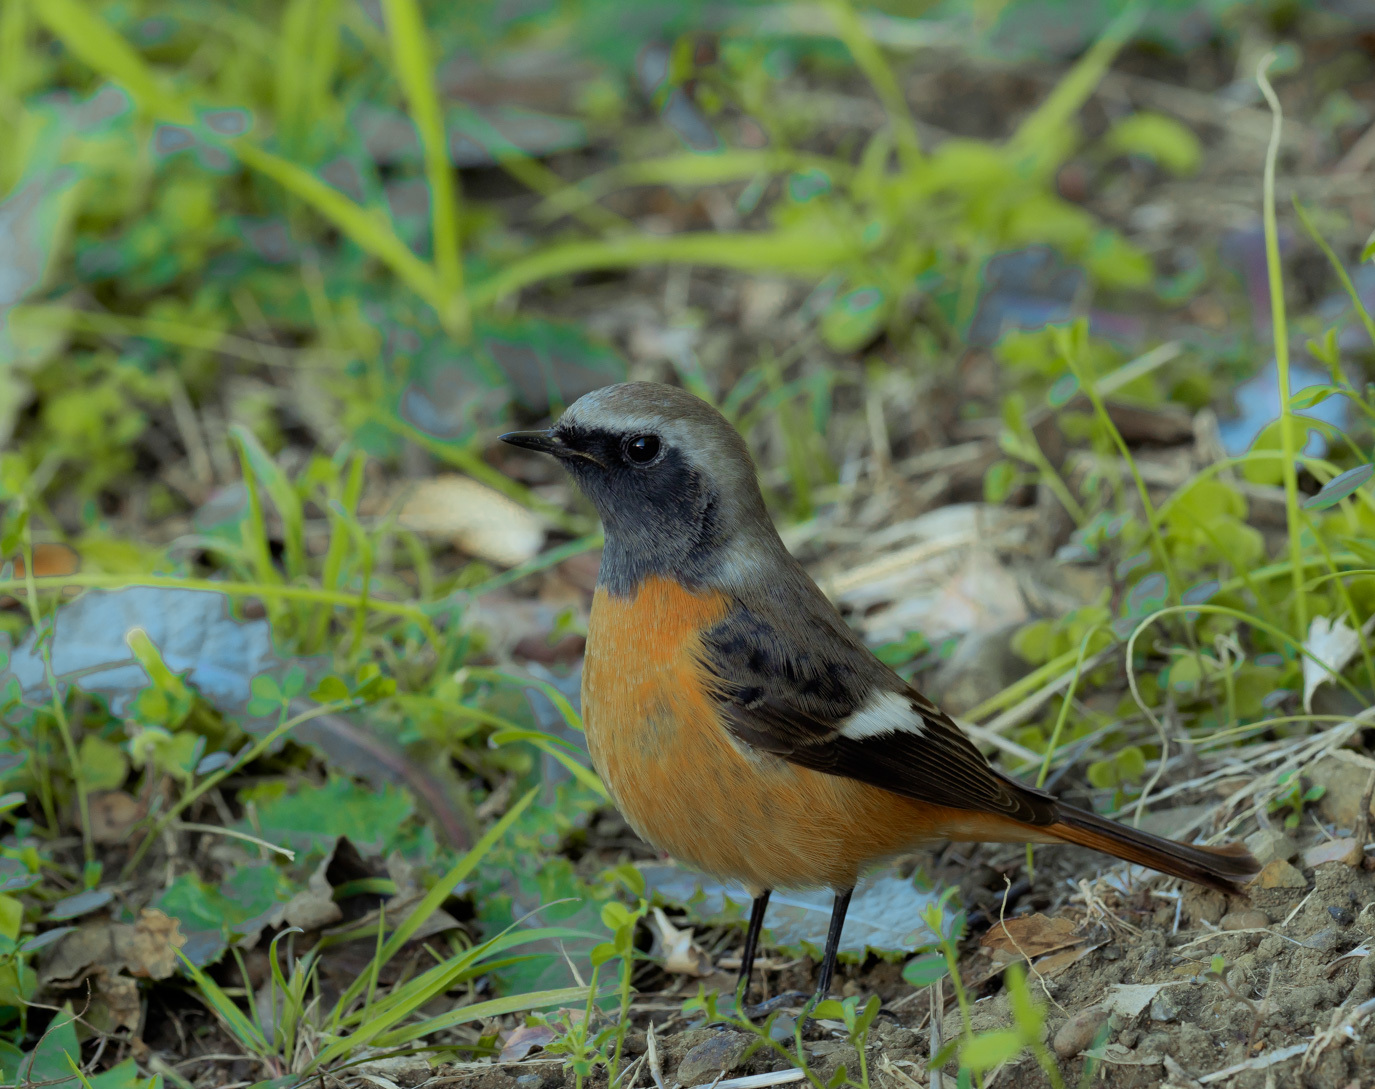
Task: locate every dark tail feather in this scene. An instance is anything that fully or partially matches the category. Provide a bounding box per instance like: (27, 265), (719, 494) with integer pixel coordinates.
(1049, 803), (1260, 894)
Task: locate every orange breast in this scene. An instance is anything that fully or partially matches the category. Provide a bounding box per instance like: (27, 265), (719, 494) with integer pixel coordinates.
(582, 576), (1047, 891)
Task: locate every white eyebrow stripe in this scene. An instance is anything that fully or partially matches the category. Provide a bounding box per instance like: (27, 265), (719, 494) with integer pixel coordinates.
(840, 689), (926, 739)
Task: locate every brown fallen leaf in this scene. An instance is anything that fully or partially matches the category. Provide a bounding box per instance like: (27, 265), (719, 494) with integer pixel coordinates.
(981, 913), (1084, 958)
(1033, 941), (1105, 978)
(92, 972), (142, 1033)
(89, 791), (147, 845)
(119, 909), (186, 979)
(395, 475), (544, 567)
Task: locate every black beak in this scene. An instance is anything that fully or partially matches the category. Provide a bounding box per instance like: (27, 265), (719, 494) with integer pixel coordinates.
(500, 429), (565, 456)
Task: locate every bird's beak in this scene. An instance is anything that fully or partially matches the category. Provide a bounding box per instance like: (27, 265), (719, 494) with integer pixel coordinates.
(500, 429), (566, 456)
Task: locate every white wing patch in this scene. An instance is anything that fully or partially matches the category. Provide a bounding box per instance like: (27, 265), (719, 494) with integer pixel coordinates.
(841, 689), (926, 740)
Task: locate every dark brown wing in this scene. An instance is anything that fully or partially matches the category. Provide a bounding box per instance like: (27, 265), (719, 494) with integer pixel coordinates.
(699, 602), (1057, 827)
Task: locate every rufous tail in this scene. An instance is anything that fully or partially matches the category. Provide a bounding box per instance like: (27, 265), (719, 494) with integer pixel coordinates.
(1048, 803), (1260, 894)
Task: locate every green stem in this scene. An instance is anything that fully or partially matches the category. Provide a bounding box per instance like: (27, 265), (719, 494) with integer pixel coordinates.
(1256, 54), (1307, 639)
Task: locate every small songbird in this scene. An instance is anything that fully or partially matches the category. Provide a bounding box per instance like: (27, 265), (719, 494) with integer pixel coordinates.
(502, 382), (1258, 1000)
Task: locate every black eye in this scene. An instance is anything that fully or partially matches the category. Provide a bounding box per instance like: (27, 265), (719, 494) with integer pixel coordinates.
(623, 434), (661, 464)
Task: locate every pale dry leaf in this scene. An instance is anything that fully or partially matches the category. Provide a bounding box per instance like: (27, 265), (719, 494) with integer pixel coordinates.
(981, 913), (1084, 958)
(652, 907), (711, 976)
(1301, 838), (1362, 869)
(500, 1023), (559, 1062)
(1302, 614), (1374, 712)
(282, 865), (344, 932)
(1104, 982), (1185, 1019)
(1032, 941), (1104, 978)
(396, 475), (544, 567)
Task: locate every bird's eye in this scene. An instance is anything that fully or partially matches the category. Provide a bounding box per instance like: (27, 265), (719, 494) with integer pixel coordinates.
(623, 434), (661, 464)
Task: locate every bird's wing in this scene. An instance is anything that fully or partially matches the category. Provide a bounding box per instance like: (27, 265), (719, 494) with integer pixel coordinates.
(699, 601), (1057, 826)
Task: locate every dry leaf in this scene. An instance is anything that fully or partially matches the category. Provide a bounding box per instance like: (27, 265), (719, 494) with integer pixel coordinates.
(89, 791), (146, 845)
(1034, 941), (1104, 977)
(94, 972), (141, 1033)
(981, 913), (1084, 957)
(651, 907), (711, 976)
(1302, 838), (1362, 869)
(500, 1023), (558, 1062)
(120, 909), (186, 979)
(1302, 614), (1375, 712)
(1104, 982), (1184, 1019)
(283, 859), (344, 931)
(396, 475), (545, 566)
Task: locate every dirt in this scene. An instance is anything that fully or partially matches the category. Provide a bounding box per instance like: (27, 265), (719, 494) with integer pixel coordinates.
(406, 806), (1375, 1089)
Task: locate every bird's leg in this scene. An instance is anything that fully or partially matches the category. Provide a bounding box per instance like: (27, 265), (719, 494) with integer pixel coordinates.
(736, 890), (772, 1002)
(813, 887), (853, 1001)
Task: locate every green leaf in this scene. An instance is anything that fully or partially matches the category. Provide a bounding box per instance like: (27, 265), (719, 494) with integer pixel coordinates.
(78, 734), (129, 792)
(244, 775), (415, 856)
(959, 1030), (1025, 1072)
(1290, 383), (1342, 410)
(1005, 962), (1044, 1038)
(1302, 464), (1373, 511)
(1362, 228), (1375, 264)
(983, 459), (1017, 504)
(902, 954), (949, 988)
(380, 0), (463, 319)
(16, 1003), (81, 1087)
(813, 999), (847, 1020)
(310, 675), (350, 703)
(820, 285), (889, 353)
(1103, 112), (1201, 175)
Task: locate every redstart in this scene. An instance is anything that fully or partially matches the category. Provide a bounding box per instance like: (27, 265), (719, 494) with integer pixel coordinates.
(502, 382), (1258, 1000)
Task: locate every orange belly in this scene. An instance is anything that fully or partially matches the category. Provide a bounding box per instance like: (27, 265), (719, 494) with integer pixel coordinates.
(582, 576), (1046, 890)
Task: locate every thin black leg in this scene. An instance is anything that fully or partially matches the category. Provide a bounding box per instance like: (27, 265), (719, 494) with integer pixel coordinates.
(736, 890), (771, 999)
(814, 887), (853, 1000)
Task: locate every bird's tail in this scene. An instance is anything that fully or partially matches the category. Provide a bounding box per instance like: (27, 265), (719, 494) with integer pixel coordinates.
(1047, 802), (1260, 894)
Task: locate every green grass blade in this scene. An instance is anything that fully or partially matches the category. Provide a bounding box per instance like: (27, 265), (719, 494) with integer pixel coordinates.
(371, 986), (591, 1049)
(824, 0), (922, 167)
(489, 728), (610, 799)
(234, 142), (445, 310)
(1008, 2), (1144, 175)
(467, 229), (860, 311)
(231, 425), (307, 582)
(533, 151), (846, 223)
(1293, 197), (1375, 350)
(178, 950), (270, 1055)
(380, 0), (467, 336)
(332, 786), (539, 1016)
(35, 0), (186, 119)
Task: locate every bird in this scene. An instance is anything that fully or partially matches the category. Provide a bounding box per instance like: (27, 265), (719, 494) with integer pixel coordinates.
(501, 382), (1259, 1002)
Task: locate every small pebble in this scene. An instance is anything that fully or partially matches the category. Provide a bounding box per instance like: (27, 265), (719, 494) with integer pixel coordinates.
(676, 1031), (749, 1084)
(1149, 992), (1180, 1022)
(516, 1077), (542, 1088)
(1244, 828), (1298, 865)
(1220, 910), (1269, 931)
(1258, 860), (1307, 889)
(1053, 1008), (1107, 1058)
(1329, 905), (1354, 926)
